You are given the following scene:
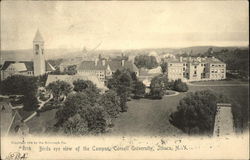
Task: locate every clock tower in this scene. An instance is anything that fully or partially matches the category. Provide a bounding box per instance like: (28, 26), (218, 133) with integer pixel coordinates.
(33, 30), (45, 76)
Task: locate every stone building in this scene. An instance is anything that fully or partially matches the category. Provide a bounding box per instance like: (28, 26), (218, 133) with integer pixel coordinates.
(77, 56), (139, 82)
(164, 56), (226, 82)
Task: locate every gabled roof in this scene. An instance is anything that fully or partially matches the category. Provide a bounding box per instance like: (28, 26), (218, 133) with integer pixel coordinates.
(107, 60), (138, 72)
(1, 61), (34, 71)
(9, 63), (27, 72)
(77, 61), (107, 70)
(33, 30), (44, 42)
(77, 59), (139, 73)
(1, 61), (55, 72)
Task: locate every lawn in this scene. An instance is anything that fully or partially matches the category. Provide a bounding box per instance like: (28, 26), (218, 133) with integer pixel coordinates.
(108, 93), (187, 136)
(109, 82), (249, 136)
(25, 109), (58, 135)
(189, 80), (248, 85)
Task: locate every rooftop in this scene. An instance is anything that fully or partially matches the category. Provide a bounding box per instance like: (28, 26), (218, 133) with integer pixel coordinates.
(165, 57), (225, 64)
(33, 30), (44, 42)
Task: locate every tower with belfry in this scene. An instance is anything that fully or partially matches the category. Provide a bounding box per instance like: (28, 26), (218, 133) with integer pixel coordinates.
(33, 30), (46, 76)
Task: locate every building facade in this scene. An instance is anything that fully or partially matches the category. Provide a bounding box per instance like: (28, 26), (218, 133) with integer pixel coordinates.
(0, 30), (55, 80)
(77, 56), (139, 82)
(165, 57), (226, 82)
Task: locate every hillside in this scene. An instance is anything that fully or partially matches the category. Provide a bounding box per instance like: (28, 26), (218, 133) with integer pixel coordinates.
(1, 46), (248, 62)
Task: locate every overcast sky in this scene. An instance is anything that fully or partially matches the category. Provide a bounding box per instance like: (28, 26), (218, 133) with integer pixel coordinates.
(1, 1), (249, 50)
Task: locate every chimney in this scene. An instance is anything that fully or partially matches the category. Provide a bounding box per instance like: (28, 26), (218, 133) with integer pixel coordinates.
(95, 59), (98, 66)
(121, 60), (125, 67)
(102, 59), (106, 66)
(179, 56), (183, 62)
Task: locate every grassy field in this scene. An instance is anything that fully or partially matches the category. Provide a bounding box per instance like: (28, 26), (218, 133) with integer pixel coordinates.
(25, 109), (58, 134)
(109, 82), (249, 136)
(22, 81), (248, 136)
(190, 80), (248, 85)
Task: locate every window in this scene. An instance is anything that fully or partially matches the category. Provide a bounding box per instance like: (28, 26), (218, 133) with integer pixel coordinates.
(170, 64), (172, 66)
(35, 44), (39, 55)
(183, 67), (185, 71)
(194, 66), (197, 69)
(194, 71), (197, 75)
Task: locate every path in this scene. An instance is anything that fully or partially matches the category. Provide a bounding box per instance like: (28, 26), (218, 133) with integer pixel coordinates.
(213, 104), (234, 137)
(23, 94), (53, 123)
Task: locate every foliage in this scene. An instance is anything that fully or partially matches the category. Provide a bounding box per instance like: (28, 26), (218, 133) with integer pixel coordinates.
(173, 79), (188, 92)
(107, 69), (133, 112)
(160, 62), (168, 74)
(73, 79), (100, 105)
(65, 65), (77, 75)
(37, 74), (48, 87)
(149, 74), (171, 99)
(46, 80), (72, 100)
(132, 81), (146, 99)
(98, 90), (120, 118)
(55, 92), (108, 135)
(83, 106), (107, 134)
(149, 77), (164, 99)
(0, 75), (39, 111)
(62, 114), (88, 135)
(134, 55), (158, 69)
(169, 90), (228, 135)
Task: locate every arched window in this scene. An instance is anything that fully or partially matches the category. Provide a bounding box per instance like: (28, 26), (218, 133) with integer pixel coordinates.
(35, 44), (39, 54)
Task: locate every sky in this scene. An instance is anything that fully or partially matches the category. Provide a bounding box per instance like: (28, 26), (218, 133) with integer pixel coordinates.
(1, 1), (249, 50)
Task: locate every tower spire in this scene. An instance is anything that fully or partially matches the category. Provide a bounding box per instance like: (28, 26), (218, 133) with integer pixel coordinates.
(33, 29), (44, 42)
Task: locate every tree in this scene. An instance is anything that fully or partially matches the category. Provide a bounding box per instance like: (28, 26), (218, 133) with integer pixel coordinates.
(66, 65), (77, 75)
(133, 81), (146, 99)
(0, 75), (39, 111)
(83, 106), (107, 134)
(173, 79), (188, 92)
(46, 80), (72, 100)
(98, 90), (120, 118)
(62, 113), (88, 135)
(55, 92), (108, 135)
(149, 78), (164, 99)
(160, 62), (168, 74)
(169, 90), (228, 135)
(134, 55), (158, 69)
(55, 92), (92, 126)
(73, 79), (100, 105)
(107, 69), (133, 112)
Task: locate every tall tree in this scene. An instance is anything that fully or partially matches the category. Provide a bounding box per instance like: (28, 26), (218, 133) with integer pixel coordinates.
(134, 55), (158, 69)
(98, 90), (120, 118)
(160, 62), (168, 74)
(169, 90), (228, 135)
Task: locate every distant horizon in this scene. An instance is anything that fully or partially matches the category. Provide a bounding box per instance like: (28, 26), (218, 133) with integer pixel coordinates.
(1, 44), (249, 52)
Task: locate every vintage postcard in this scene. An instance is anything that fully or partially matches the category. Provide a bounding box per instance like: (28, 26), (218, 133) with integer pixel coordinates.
(0, 1), (249, 159)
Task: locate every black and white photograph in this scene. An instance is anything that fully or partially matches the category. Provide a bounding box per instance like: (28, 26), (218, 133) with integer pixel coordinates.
(0, 1), (249, 159)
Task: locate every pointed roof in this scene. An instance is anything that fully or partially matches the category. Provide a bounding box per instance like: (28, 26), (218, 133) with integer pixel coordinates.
(33, 30), (44, 42)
